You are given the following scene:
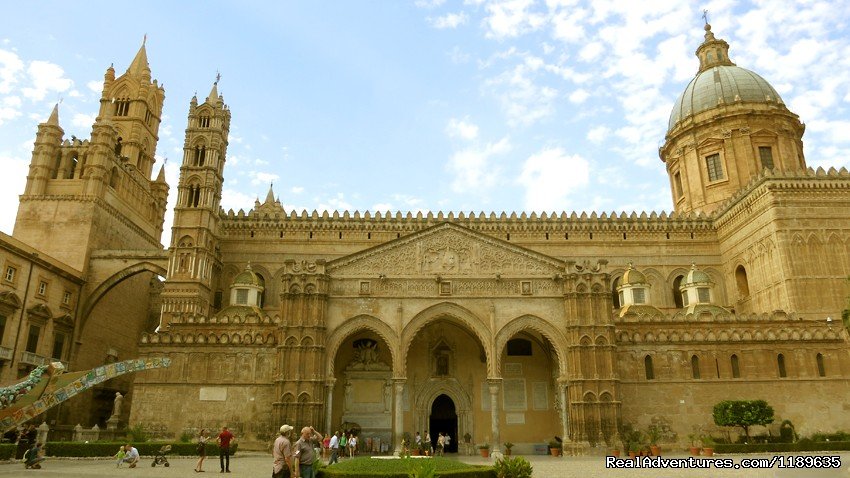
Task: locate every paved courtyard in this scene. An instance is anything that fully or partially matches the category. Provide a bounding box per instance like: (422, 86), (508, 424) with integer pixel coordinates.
(1, 451), (849, 477)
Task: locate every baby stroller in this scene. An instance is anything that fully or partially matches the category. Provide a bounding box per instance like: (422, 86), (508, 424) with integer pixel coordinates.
(151, 444), (171, 467)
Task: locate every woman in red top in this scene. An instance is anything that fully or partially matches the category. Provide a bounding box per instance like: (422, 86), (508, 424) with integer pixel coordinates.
(322, 434), (331, 461)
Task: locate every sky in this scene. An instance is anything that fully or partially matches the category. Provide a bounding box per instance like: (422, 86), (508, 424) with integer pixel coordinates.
(2, 1), (850, 245)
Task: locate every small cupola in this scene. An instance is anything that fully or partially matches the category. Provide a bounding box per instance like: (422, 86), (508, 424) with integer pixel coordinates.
(680, 264), (714, 308)
(617, 263), (650, 307)
(230, 263), (264, 307)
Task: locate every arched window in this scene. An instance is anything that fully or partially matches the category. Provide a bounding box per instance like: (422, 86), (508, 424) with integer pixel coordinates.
(644, 355), (654, 380)
(672, 275), (684, 308)
(731, 354), (740, 378)
(777, 353), (787, 378)
(193, 145), (206, 167)
(816, 353), (826, 377)
(52, 152), (62, 179)
(691, 355), (700, 379)
(735, 265), (750, 298)
(109, 166), (120, 190)
(256, 273), (265, 308)
(66, 154), (78, 179)
(612, 277), (621, 308)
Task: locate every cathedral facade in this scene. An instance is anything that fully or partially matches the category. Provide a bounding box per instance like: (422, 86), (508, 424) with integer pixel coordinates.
(2, 26), (850, 452)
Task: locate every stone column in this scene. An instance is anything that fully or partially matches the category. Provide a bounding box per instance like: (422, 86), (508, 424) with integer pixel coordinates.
(393, 379), (406, 454)
(558, 379), (569, 444)
(324, 378), (336, 434)
(488, 379), (501, 452)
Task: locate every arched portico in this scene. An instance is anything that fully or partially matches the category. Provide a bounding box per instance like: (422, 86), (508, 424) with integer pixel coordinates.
(79, 261), (167, 333)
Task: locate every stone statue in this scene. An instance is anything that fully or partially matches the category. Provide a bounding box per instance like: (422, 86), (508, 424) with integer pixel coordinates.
(111, 392), (123, 418)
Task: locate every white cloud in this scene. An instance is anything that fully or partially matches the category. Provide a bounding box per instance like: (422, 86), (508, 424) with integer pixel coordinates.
(517, 147), (589, 211)
(221, 188), (256, 213)
(429, 12), (468, 29)
(568, 88), (589, 103)
(291, 186), (304, 194)
(72, 113), (95, 128)
(86, 80), (101, 93)
(21, 60), (73, 101)
(586, 125), (610, 144)
(0, 49), (23, 94)
(414, 0), (446, 8)
(0, 95), (21, 125)
(484, 55), (559, 126)
(250, 171), (279, 186)
(483, 0), (547, 39)
(317, 192), (353, 213)
(446, 117), (479, 140)
(448, 46), (471, 64)
(447, 137), (510, 193)
(0, 153), (29, 234)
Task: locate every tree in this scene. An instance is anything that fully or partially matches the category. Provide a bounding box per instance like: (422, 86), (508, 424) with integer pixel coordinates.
(712, 400), (774, 441)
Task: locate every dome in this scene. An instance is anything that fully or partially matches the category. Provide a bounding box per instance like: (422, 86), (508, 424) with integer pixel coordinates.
(621, 264), (647, 286)
(233, 263), (262, 287)
(683, 264), (712, 286)
(668, 65), (783, 132)
(667, 24), (784, 133)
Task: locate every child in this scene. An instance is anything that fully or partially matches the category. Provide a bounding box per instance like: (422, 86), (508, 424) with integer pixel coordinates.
(114, 446), (126, 467)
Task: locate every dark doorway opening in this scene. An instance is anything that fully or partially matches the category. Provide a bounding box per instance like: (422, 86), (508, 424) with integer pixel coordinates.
(429, 394), (458, 454)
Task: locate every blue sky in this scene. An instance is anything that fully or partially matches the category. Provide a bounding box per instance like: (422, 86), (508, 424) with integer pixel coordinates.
(2, 1), (850, 243)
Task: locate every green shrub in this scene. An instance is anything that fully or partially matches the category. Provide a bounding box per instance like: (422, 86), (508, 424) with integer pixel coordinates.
(0, 444), (14, 460)
(125, 423), (149, 442)
(493, 456), (532, 478)
(179, 430), (194, 443)
(42, 441), (238, 457)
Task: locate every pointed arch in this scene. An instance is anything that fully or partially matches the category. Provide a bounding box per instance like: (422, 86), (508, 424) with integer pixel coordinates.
(493, 314), (567, 376)
(80, 261), (167, 333)
(402, 302), (492, 376)
(325, 314), (399, 377)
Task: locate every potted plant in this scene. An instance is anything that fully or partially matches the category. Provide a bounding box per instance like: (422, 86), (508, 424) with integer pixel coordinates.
(478, 443), (490, 458)
(622, 427), (644, 460)
(547, 439), (562, 457)
(423, 439), (431, 456)
(628, 441), (642, 459)
(647, 424), (662, 456)
(503, 442), (514, 456)
(687, 433), (701, 456)
(702, 435), (715, 457)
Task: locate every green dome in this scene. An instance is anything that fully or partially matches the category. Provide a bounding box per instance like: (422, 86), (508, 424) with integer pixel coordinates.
(621, 265), (647, 286)
(668, 65), (782, 132)
(684, 265), (712, 285)
(233, 264), (262, 287)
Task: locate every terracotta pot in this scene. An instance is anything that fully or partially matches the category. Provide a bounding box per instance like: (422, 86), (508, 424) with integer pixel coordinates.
(411, 449), (420, 456)
(703, 447), (714, 457)
(479, 448), (489, 458)
(611, 449), (620, 457)
(628, 451), (637, 459)
(650, 445), (660, 456)
(504, 448), (511, 456)
(689, 446), (701, 456)
(550, 447), (561, 456)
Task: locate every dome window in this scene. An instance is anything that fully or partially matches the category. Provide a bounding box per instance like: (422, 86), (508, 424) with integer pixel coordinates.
(235, 288), (248, 304)
(697, 287), (711, 303)
(632, 288), (646, 304)
(758, 146), (774, 169)
(705, 153), (724, 181)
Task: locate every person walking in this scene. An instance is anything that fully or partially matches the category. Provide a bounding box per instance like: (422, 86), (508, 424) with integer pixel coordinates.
(216, 426), (235, 473)
(272, 424), (294, 478)
(444, 433), (451, 453)
(195, 428), (209, 472)
(328, 431), (340, 465)
(322, 434), (330, 461)
(292, 426), (323, 478)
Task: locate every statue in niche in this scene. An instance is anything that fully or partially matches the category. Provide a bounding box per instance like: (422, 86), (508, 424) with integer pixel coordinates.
(111, 392), (124, 418)
(436, 354), (449, 376)
(344, 380), (353, 408)
(348, 338), (389, 370)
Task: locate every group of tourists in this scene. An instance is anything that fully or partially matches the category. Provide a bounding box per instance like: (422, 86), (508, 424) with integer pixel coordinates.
(193, 426), (236, 473)
(272, 424), (324, 478)
(412, 430), (453, 455)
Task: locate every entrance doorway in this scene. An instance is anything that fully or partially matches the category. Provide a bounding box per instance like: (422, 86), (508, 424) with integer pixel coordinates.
(429, 394), (458, 453)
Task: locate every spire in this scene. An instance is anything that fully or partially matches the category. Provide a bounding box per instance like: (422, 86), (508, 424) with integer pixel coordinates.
(265, 183), (275, 204)
(155, 164), (166, 183)
(46, 103), (60, 126)
(127, 37), (151, 77)
(695, 23), (736, 73)
(206, 72), (221, 103)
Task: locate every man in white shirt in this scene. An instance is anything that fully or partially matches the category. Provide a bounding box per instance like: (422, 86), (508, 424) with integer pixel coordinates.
(328, 431), (340, 465)
(121, 444), (140, 468)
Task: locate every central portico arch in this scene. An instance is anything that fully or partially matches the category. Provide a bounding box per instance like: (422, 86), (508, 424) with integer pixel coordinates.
(414, 377), (473, 449)
(401, 302), (493, 376)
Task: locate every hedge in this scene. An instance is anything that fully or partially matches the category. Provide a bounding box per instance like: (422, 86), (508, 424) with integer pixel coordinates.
(41, 441), (238, 457)
(714, 441), (850, 454)
(0, 444), (14, 460)
(316, 456), (495, 478)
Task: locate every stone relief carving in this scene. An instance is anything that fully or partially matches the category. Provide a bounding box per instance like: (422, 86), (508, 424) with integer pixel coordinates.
(328, 226), (562, 277)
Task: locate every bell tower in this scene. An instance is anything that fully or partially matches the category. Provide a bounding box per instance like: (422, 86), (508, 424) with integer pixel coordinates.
(13, 40), (168, 271)
(159, 79), (231, 326)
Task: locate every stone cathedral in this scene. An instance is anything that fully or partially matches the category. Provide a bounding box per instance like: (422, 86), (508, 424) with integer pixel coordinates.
(1, 25), (850, 453)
